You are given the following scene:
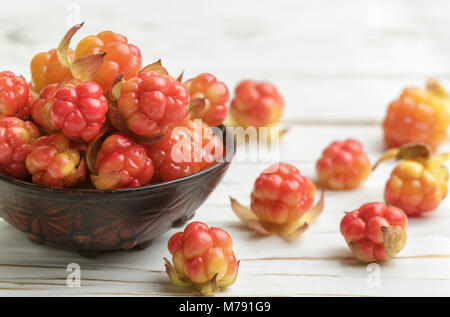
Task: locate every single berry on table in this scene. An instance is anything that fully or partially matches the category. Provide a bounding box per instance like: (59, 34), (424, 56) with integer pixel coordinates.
(116, 71), (190, 140)
(374, 143), (450, 216)
(231, 162), (324, 240)
(340, 202), (407, 262)
(164, 221), (239, 296)
(0, 117), (40, 179)
(74, 30), (142, 93)
(230, 80), (284, 128)
(0, 71), (31, 119)
(316, 139), (371, 190)
(91, 133), (154, 190)
(25, 133), (85, 188)
(383, 79), (450, 151)
(30, 48), (74, 93)
(183, 73), (229, 126)
(147, 118), (224, 182)
(31, 80), (108, 143)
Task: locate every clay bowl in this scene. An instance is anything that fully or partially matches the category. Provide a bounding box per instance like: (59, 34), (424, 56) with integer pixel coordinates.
(0, 125), (235, 255)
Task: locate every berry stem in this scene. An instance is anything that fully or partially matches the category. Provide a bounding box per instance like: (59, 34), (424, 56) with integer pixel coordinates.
(229, 197), (259, 223)
(427, 152), (450, 170)
(57, 23), (105, 82)
(164, 258), (194, 287)
(373, 143), (431, 170)
(383, 226), (407, 259)
(57, 22), (84, 68)
(140, 59), (168, 76)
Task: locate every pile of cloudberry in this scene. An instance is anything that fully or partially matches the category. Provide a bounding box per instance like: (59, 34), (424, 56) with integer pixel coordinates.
(0, 23), (243, 190)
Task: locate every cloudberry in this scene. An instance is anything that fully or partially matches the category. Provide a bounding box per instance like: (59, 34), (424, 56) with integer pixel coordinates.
(26, 133), (85, 188)
(374, 143), (450, 216)
(183, 73), (229, 126)
(30, 48), (73, 93)
(340, 202), (407, 262)
(31, 80), (108, 143)
(75, 30), (142, 93)
(91, 133), (154, 190)
(116, 71), (190, 140)
(231, 163), (324, 240)
(316, 139), (371, 190)
(147, 118), (224, 182)
(230, 80), (284, 128)
(0, 71), (31, 119)
(165, 221), (239, 296)
(0, 117), (40, 179)
(383, 79), (450, 151)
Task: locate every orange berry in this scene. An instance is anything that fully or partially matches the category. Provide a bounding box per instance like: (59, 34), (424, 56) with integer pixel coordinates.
(30, 49), (73, 93)
(383, 80), (450, 151)
(74, 31), (141, 93)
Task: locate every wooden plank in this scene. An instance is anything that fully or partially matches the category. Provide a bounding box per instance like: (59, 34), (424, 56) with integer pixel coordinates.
(0, 125), (449, 296)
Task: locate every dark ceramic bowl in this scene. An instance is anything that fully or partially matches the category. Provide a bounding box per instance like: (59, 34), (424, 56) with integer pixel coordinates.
(0, 125), (235, 255)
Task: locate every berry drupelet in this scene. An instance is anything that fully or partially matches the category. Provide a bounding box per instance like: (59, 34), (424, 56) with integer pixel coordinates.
(383, 79), (450, 151)
(165, 221), (239, 296)
(31, 80), (108, 143)
(25, 133), (85, 188)
(230, 80), (284, 128)
(91, 133), (154, 190)
(0, 71), (31, 119)
(340, 202), (407, 262)
(316, 139), (371, 190)
(0, 117), (40, 179)
(183, 73), (229, 126)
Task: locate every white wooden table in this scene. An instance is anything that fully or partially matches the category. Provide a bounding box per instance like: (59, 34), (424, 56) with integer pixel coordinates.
(1, 0), (450, 296)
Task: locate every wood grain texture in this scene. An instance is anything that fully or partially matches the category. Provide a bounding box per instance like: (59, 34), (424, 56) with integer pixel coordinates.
(1, 0), (450, 296)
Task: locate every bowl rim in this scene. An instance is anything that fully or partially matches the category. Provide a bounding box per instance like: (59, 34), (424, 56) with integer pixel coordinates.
(0, 125), (236, 194)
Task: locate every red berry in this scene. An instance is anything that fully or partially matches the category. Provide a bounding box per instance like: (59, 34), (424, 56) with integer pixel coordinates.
(183, 73), (229, 126)
(0, 117), (40, 179)
(75, 31), (142, 93)
(91, 133), (154, 189)
(31, 81), (108, 143)
(147, 118), (224, 182)
(251, 163), (316, 224)
(0, 71), (31, 119)
(167, 221), (238, 289)
(25, 133), (84, 188)
(30, 49), (73, 93)
(230, 80), (284, 128)
(117, 71), (190, 140)
(316, 139), (371, 190)
(340, 202), (407, 262)
(383, 79), (450, 151)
